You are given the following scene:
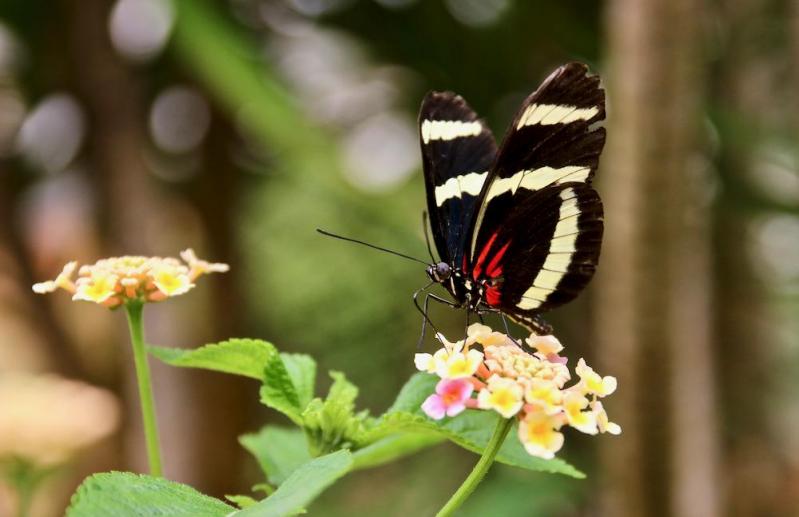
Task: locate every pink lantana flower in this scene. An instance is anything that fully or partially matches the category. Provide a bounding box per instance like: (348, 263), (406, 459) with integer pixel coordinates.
(421, 378), (474, 420)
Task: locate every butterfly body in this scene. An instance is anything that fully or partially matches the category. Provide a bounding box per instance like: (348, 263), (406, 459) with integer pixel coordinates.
(419, 63), (606, 334)
(425, 261), (491, 311)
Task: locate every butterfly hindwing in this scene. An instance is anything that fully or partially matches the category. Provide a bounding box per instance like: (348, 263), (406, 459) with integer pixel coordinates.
(419, 92), (497, 267)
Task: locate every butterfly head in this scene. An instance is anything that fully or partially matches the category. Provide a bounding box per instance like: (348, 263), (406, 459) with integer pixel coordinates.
(426, 262), (452, 284)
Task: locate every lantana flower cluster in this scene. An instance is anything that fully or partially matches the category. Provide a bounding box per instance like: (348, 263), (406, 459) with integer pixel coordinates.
(415, 324), (620, 459)
(32, 249), (228, 308)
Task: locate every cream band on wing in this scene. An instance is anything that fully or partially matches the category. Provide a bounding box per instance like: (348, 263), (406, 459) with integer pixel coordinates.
(516, 188), (581, 310)
(468, 167), (588, 261)
(516, 104), (599, 129)
(485, 165), (591, 202)
(434, 171), (488, 206)
(421, 119), (483, 143)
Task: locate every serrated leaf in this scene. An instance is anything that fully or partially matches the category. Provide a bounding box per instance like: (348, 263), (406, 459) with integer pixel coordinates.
(370, 373), (585, 478)
(280, 353), (316, 409)
(260, 353), (303, 424)
(149, 339), (277, 380)
(239, 426), (311, 485)
(326, 371), (357, 405)
(233, 450), (353, 517)
(67, 472), (234, 517)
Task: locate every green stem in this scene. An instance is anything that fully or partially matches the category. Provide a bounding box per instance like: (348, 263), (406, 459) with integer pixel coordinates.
(16, 481), (32, 517)
(436, 417), (514, 517)
(6, 460), (46, 517)
(125, 302), (163, 477)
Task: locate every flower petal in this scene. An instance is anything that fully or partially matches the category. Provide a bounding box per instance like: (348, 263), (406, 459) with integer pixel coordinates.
(421, 394), (446, 420)
(414, 353), (435, 373)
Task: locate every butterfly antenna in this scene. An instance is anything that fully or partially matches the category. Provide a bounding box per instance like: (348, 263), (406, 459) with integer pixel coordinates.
(317, 228), (429, 265)
(421, 211), (437, 263)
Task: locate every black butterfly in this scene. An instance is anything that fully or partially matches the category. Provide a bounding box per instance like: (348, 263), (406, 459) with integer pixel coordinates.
(417, 62), (606, 335)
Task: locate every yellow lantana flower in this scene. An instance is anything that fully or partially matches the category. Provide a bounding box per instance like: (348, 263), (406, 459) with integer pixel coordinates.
(518, 411), (565, 459)
(151, 265), (193, 297)
(525, 334), (564, 357)
(180, 248), (229, 280)
(73, 271), (119, 305)
(575, 358), (617, 397)
(32, 261), (78, 294)
(466, 323), (508, 347)
(435, 349), (484, 379)
(592, 400), (622, 435)
(563, 391), (598, 435)
(523, 378), (563, 415)
(477, 376), (524, 418)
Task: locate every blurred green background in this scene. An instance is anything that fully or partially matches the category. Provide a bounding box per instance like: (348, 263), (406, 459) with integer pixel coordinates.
(0, 0), (797, 515)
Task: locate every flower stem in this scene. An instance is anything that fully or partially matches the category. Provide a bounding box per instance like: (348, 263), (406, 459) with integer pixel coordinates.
(124, 302), (163, 477)
(436, 416), (513, 517)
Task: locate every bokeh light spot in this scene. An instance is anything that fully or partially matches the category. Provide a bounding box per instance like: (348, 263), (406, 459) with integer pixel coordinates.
(343, 111), (418, 192)
(445, 0), (510, 27)
(16, 93), (85, 174)
(109, 0), (174, 62)
(149, 86), (211, 154)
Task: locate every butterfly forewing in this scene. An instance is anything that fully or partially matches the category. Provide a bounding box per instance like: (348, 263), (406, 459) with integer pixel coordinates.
(419, 92), (497, 267)
(468, 63), (606, 319)
(470, 63), (606, 260)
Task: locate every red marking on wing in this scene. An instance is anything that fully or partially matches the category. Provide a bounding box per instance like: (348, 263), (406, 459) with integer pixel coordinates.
(485, 241), (510, 279)
(486, 286), (501, 306)
(472, 232), (499, 280)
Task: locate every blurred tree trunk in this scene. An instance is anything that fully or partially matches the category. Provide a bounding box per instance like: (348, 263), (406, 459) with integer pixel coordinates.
(712, 0), (793, 515)
(596, 0), (720, 516)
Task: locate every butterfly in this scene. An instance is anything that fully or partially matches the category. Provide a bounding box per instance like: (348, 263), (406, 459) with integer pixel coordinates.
(418, 62), (606, 335)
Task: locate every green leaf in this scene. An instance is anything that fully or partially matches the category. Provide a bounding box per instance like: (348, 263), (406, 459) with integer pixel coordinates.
(151, 339), (310, 425)
(239, 426), (311, 485)
(149, 339), (277, 380)
(326, 371), (358, 405)
(280, 353), (316, 409)
(260, 352), (303, 424)
(386, 371), (439, 413)
(233, 450), (353, 517)
(67, 472), (234, 517)
(370, 373), (585, 478)
(351, 433), (444, 471)
(301, 371), (369, 455)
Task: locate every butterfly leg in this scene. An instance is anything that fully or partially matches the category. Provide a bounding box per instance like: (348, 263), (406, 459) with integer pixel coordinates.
(414, 290), (462, 348)
(413, 283), (438, 349)
(426, 293), (460, 308)
(499, 312), (523, 348)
